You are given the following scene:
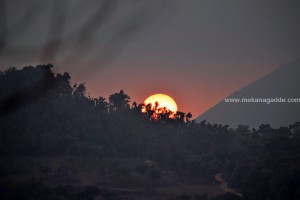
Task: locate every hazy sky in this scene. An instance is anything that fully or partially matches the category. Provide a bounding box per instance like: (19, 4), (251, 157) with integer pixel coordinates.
(1, 0), (300, 117)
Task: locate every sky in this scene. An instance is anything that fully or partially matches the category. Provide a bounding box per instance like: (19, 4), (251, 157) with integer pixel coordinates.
(1, 0), (300, 118)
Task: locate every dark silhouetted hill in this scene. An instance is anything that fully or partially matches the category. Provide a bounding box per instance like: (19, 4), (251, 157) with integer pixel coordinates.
(1, 64), (300, 200)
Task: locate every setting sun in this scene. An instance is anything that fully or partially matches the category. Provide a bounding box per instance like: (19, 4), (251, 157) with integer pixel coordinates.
(144, 94), (178, 113)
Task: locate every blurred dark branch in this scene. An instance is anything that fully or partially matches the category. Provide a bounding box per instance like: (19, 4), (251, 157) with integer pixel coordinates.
(0, 0), (175, 115)
(1, 0), (174, 71)
(40, 0), (68, 62)
(78, 0), (116, 45)
(82, 0), (173, 71)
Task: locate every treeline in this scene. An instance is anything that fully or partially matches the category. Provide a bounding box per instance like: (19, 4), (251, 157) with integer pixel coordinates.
(0, 64), (300, 200)
(0, 64), (193, 157)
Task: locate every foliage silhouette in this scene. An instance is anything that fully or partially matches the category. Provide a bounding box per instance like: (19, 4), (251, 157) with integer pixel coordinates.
(0, 64), (300, 200)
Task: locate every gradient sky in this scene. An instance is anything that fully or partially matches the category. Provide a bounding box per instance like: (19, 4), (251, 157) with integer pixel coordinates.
(1, 0), (300, 117)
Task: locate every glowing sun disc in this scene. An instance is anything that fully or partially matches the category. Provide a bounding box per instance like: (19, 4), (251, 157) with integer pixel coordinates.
(144, 94), (178, 112)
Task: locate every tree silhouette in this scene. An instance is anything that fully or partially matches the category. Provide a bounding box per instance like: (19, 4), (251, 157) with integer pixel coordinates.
(95, 97), (109, 113)
(72, 83), (86, 98)
(108, 89), (130, 112)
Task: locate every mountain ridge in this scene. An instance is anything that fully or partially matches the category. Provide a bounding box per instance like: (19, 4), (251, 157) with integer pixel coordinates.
(196, 58), (300, 128)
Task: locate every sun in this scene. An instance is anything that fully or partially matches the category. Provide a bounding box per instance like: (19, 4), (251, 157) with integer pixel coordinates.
(144, 93), (178, 113)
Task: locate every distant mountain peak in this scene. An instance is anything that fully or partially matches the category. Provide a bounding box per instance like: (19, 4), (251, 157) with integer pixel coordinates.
(196, 58), (300, 128)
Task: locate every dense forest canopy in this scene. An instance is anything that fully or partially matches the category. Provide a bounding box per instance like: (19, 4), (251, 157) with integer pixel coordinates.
(0, 64), (300, 200)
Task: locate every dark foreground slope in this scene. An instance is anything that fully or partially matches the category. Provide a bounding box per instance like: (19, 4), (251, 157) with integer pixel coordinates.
(1, 65), (300, 200)
(196, 58), (300, 128)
